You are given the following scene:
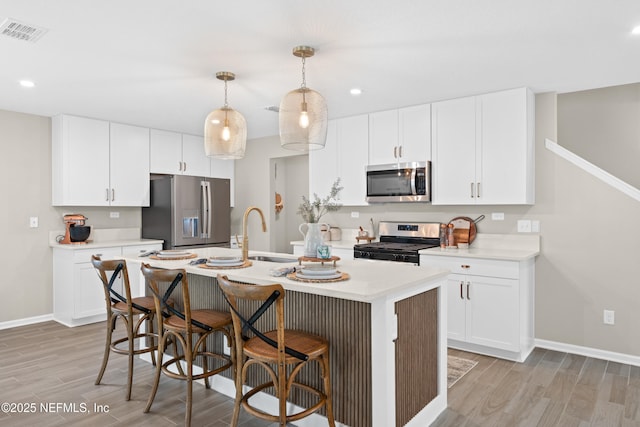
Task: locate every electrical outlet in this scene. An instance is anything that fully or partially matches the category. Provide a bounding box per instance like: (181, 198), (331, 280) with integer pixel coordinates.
(604, 310), (615, 325)
(492, 212), (505, 221)
(110, 212), (120, 219)
(351, 211), (360, 218)
(517, 220), (532, 233)
(29, 216), (39, 228)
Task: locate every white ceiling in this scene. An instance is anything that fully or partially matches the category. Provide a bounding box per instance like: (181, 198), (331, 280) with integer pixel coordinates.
(2, 1), (640, 140)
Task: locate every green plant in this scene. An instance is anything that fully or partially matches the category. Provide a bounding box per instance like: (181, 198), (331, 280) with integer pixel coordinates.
(297, 178), (343, 223)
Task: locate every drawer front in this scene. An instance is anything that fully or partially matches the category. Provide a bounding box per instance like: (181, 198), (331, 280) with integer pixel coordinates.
(73, 247), (122, 264)
(421, 255), (519, 279)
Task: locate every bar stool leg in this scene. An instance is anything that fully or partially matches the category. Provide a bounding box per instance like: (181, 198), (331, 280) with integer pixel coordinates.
(144, 332), (165, 414)
(185, 335), (194, 427)
(321, 352), (336, 427)
(95, 314), (116, 386)
(126, 316), (135, 400)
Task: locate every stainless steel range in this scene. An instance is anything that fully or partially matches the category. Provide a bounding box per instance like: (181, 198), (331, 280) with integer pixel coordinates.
(353, 221), (441, 264)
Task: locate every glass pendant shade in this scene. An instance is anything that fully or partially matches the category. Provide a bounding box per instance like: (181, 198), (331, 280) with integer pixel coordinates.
(204, 107), (247, 159)
(279, 87), (327, 151)
(204, 71), (247, 159)
(280, 46), (328, 151)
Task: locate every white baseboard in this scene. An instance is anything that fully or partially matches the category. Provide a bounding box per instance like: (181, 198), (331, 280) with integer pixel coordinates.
(535, 339), (640, 367)
(0, 314), (54, 330)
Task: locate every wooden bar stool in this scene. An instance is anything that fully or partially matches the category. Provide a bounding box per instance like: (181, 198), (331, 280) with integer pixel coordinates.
(91, 255), (159, 401)
(141, 263), (233, 427)
(217, 274), (335, 427)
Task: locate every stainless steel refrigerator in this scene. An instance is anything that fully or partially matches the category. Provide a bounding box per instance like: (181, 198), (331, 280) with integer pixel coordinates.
(142, 175), (230, 249)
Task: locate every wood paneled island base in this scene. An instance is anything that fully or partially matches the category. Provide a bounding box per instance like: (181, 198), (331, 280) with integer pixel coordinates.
(128, 249), (448, 427)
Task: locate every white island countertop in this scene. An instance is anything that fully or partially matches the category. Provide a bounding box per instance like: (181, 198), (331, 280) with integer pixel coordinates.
(126, 246), (449, 303)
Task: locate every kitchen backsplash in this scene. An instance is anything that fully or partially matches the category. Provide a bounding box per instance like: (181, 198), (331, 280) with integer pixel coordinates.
(320, 203), (536, 235)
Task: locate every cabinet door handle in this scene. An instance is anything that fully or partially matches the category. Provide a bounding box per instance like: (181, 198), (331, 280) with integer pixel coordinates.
(393, 146), (397, 158)
(470, 182), (475, 198)
(111, 188), (115, 201)
(105, 189), (109, 201)
(461, 264), (470, 269)
(477, 182), (481, 198)
(178, 161), (182, 171)
(183, 162), (187, 172)
(460, 281), (464, 299)
(466, 282), (471, 300)
(398, 146), (403, 158)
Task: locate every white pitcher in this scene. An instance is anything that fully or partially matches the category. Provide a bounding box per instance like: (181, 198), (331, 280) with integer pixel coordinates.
(299, 223), (328, 257)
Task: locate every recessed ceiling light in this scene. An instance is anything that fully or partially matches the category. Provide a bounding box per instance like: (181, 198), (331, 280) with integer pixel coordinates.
(632, 25), (640, 35)
(19, 80), (35, 88)
(350, 88), (363, 96)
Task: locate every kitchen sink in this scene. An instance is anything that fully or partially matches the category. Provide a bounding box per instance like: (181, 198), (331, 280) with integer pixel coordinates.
(247, 255), (298, 263)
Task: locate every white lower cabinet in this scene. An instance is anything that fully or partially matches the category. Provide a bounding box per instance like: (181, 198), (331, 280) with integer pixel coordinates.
(421, 254), (534, 362)
(53, 243), (162, 327)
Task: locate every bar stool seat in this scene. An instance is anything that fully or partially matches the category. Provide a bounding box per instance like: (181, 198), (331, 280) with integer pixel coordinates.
(243, 330), (329, 362)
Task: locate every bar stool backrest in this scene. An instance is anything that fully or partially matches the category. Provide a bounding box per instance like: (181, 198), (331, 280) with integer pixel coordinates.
(91, 256), (150, 315)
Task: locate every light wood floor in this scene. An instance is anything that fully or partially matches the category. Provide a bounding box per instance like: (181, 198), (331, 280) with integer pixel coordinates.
(0, 320), (278, 426)
(434, 347), (640, 427)
(2, 321), (639, 426)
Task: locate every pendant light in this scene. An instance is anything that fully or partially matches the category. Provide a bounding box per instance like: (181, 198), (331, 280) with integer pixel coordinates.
(279, 46), (328, 151)
(204, 71), (247, 159)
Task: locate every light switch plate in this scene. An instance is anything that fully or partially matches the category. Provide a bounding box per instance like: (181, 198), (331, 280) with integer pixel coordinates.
(491, 212), (505, 221)
(351, 211), (360, 218)
(110, 212), (120, 219)
(29, 216), (38, 228)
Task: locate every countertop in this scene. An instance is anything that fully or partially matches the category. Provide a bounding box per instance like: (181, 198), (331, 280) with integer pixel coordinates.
(420, 233), (540, 261)
(295, 233), (540, 261)
(49, 227), (163, 250)
(124, 247), (449, 303)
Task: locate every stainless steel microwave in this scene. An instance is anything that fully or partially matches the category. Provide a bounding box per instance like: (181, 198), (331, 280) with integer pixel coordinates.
(366, 161), (431, 203)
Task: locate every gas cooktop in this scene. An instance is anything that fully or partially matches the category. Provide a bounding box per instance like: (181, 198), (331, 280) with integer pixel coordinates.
(354, 221), (441, 264)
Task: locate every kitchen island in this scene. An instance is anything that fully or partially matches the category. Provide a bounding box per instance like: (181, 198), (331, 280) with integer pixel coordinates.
(125, 247), (449, 427)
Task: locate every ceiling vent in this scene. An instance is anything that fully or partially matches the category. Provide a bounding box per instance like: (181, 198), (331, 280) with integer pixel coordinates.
(0, 18), (48, 43)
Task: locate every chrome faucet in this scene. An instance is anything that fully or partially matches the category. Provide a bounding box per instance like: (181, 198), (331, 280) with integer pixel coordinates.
(242, 206), (267, 261)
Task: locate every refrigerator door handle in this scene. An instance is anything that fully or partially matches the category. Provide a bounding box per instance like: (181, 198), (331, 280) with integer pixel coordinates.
(201, 180), (212, 239)
(206, 181), (212, 240)
(200, 181), (208, 238)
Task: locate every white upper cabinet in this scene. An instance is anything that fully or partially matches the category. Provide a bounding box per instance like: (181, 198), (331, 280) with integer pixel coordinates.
(368, 104), (430, 165)
(337, 115), (369, 205)
(149, 129), (183, 174)
(181, 134), (211, 177)
(52, 115), (150, 206)
(150, 130), (211, 177)
(309, 114), (369, 206)
(431, 87), (534, 205)
(309, 120), (338, 200)
(109, 123), (150, 206)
